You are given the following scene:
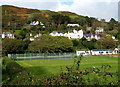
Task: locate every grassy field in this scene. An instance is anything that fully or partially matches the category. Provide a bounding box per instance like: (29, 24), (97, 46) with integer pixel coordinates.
(16, 55), (118, 78)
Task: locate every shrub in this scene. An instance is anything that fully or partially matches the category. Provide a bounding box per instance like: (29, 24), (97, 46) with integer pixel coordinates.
(2, 57), (41, 85)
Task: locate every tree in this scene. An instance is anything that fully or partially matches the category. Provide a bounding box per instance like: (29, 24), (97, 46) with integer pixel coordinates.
(72, 40), (79, 47)
(82, 40), (94, 50)
(16, 30), (26, 39)
(51, 14), (70, 27)
(28, 35), (73, 53)
(2, 38), (24, 56)
(74, 17), (87, 26)
(116, 34), (120, 40)
(101, 19), (106, 22)
(110, 18), (117, 24)
(108, 18), (117, 30)
(97, 36), (116, 49)
(85, 16), (97, 27)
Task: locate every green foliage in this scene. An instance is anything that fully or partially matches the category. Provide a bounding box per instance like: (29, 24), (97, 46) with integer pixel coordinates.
(2, 38), (25, 56)
(110, 18), (118, 24)
(2, 57), (42, 85)
(116, 34), (120, 40)
(28, 35), (73, 53)
(16, 30), (27, 39)
(71, 38), (98, 51)
(51, 14), (70, 27)
(74, 17), (87, 26)
(58, 11), (79, 19)
(97, 36), (116, 49)
(72, 40), (79, 47)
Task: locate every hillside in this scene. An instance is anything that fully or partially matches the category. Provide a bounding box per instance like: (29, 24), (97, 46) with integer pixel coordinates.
(1, 5), (119, 39)
(2, 5), (80, 17)
(58, 11), (80, 19)
(2, 5), (40, 15)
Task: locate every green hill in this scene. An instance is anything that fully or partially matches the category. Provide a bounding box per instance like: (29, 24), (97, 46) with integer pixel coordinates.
(1, 5), (118, 39)
(58, 11), (80, 19)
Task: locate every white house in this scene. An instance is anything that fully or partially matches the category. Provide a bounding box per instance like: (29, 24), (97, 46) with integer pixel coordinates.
(30, 21), (44, 26)
(76, 48), (119, 56)
(49, 32), (65, 37)
(0, 30), (14, 39)
(95, 27), (104, 34)
(76, 50), (91, 56)
(40, 22), (44, 25)
(112, 48), (119, 54)
(91, 49), (113, 55)
(91, 48), (119, 55)
(29, 33), (42, 41)
(67, 29), (83, 39)
(49, 29), (83, 39)
(67, 24), (80, 27)
(30, 38), (35, 41)
(84, 34), (101, 41)
(30, 21), (39, 26)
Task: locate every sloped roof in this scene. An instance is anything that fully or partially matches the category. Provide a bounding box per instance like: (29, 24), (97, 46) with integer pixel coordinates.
(92, 49), (113, 51)
(0, 30), (12, 33)
(84, 34), (101, 37)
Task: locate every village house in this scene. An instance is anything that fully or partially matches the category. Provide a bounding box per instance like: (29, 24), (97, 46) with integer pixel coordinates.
(0, 30), (15, 39)
(84, 34), (101, 41)
(49, 32), (65, 37)
(49, 29), (83, 39)
(95, 27), (104, 34)
(91, 48), (119, 55)
(67, 29), (83, 39)
(76, 50), (91, 56)
(67, 24), (80, 27)
(30, 21), (39, 26)
(29, 33), (42, 41)
(30, 21), (45, 28)
(76, 48), (119, 56)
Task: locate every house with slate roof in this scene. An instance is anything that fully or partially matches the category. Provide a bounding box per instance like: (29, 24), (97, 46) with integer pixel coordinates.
(49, 29), (83, 39)
(84, 34), (101, 41)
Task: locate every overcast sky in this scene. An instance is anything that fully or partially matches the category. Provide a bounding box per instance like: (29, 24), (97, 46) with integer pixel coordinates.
(0, 0), (119, 22)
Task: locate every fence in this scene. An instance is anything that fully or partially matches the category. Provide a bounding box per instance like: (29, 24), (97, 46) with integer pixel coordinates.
(8, 53), (77, 60)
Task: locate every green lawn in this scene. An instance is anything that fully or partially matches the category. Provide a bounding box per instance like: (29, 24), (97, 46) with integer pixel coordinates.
(16, 55), (118, 78)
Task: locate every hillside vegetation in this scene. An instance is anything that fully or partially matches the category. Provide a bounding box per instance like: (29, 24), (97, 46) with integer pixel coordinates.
(1, 5), (120, 56)
(2, 5), (119, 35)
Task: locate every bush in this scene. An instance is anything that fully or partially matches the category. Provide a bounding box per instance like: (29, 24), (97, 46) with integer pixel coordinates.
(2, 57), (41, 85)
(6, 62), (24, 78)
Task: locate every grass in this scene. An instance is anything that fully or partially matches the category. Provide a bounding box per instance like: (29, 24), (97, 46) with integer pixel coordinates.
(16, 55), (118, 78)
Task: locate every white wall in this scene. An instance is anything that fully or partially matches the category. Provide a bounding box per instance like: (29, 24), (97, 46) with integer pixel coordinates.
(91, 50), (113, 55)
(76, 50), (91, 56)
(76, 49), (119, 56)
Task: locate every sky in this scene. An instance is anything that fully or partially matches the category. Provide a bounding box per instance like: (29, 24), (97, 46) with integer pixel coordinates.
(0, 0), (119, 22)
(119, 1), (120, 22)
